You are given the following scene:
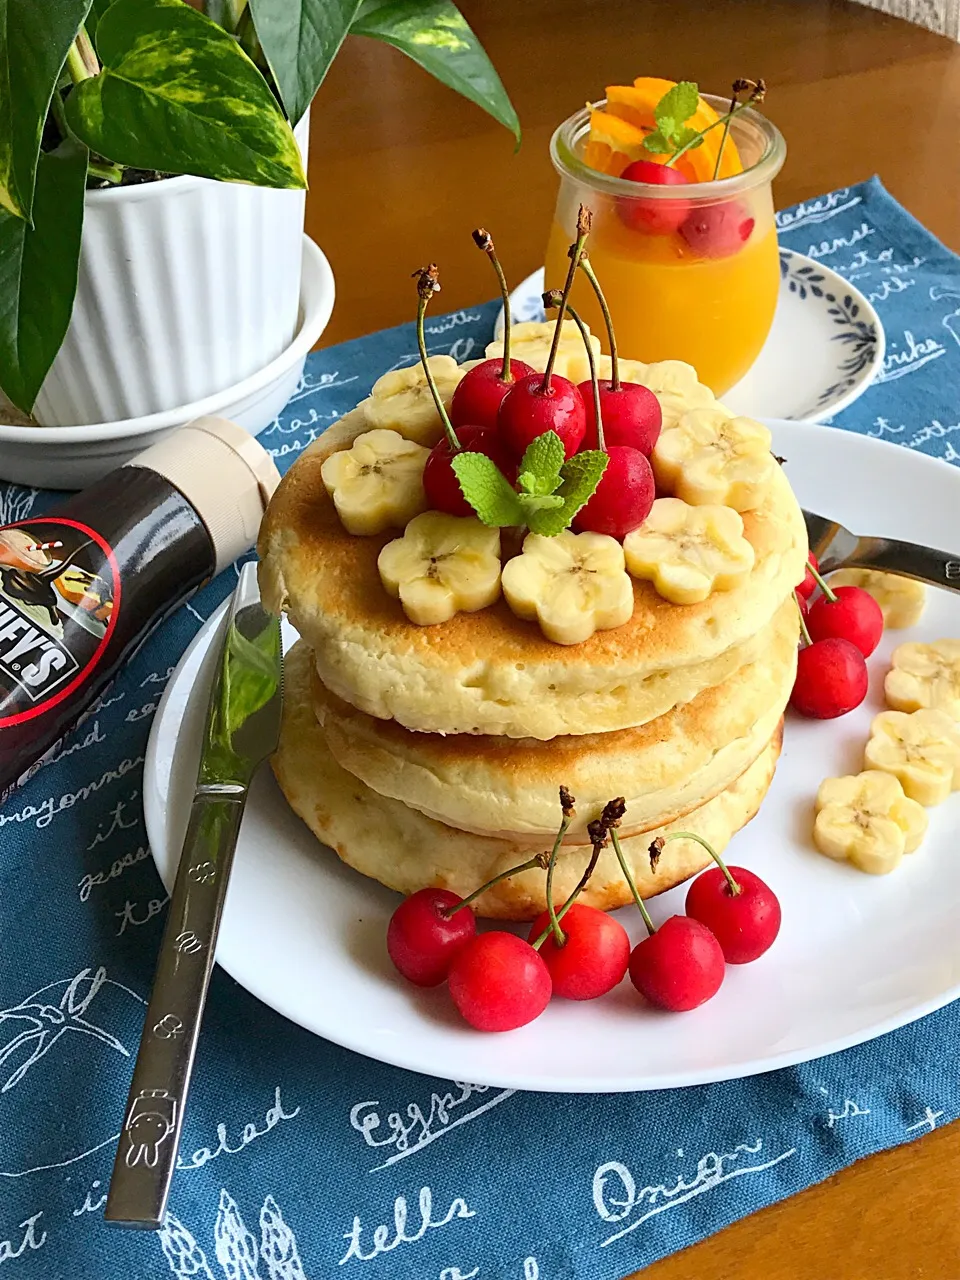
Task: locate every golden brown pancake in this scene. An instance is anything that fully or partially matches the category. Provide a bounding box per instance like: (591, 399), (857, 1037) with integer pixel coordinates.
(273, 641), (782, 919)
(258, 402), (807, 739)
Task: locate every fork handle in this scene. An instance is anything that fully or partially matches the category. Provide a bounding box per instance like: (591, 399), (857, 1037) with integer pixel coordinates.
(838, 536), (960, 591)
(104, 789), (245, 1229)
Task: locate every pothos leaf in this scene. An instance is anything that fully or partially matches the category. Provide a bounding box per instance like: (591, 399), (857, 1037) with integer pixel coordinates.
(65, 0), (306, 187)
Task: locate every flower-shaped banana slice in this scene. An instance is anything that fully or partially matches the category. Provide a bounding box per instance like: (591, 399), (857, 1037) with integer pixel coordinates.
(827, 569), (925, 629)
(652, 407), (775, 511)
(813, 770), (928, 874)
(885, 639), (960, 718)
(609, 357), (717, 430)
(377, 512), (501, 625)
(485, 320), (600, 384)
(362, 357), (464, 444)
(623, 498), (755, 604)
(501, 529), (634, 645)
(863, 708), (960, 805)
(320, 429), (429, 535)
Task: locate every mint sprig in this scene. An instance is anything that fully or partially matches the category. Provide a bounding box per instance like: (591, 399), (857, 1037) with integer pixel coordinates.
(451, 430), (608, 535)
(643, 81), (703, 156)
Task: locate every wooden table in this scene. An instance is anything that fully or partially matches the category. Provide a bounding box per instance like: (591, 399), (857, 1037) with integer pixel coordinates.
(305, 3), (960, 1274)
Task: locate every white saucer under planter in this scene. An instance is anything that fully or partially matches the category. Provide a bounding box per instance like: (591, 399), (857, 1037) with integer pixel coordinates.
(0, 236), (334, 490)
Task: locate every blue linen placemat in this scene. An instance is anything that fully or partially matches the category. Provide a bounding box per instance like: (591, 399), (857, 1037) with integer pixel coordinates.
(0, 176), (958, 1280)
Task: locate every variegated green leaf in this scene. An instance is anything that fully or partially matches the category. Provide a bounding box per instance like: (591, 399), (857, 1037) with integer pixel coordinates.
(0, 0), (92, 221)
(85, 0), (116, 46)
(351, 0), (519, 142)
(0, 138), (87, 412)
(249, 0), (363, 130)
(65, 0), (306, 189)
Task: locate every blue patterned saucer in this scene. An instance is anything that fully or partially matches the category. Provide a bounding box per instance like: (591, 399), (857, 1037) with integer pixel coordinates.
(498, 249), (884, 422)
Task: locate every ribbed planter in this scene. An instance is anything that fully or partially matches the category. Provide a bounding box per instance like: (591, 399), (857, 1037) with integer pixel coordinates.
(34, 116), (310, 426)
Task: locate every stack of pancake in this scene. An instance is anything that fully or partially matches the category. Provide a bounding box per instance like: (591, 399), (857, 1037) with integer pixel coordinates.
(258, 350), (808, 920)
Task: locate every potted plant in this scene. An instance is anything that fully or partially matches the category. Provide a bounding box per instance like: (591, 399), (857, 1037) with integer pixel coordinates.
(0, 0), (518, 427)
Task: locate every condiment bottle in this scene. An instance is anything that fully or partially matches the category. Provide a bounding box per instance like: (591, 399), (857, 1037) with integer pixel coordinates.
(0, 416), (279, 798)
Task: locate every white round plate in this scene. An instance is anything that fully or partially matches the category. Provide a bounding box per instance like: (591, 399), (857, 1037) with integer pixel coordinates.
(0, 236), (335, 490)
(497, 249), (884, 424)
(145, 424), (960, 1092)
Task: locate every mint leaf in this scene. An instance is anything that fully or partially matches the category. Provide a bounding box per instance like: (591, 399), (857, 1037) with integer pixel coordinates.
(517, 430), (565, 496)
(527, 450), (608, 536)
(452, 452), (524, 527)
(518, 494), (564, 515)
(654, 81), (700, 131)
(673, 125), (703, 151)
(641, 130), (672, 155)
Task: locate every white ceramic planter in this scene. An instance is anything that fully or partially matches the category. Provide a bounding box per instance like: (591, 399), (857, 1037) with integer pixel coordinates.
(34, 116), (310, 427)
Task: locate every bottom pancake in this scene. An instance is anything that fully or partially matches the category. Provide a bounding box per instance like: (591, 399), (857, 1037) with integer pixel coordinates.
(273, 641), (782, 920)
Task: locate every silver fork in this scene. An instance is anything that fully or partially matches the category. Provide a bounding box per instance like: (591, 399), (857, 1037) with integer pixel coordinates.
(804, 510), (960, 590)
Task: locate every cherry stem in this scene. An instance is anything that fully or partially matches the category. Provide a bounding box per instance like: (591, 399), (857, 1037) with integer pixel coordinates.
(530, 828), (604, 951)
(806, 559), (837, 602)
(712, 80), (743, 181)
(609, 828), (656, 937)
(577, 254), (619, 391)
(543, 295), (605, 453)
(444, 851), (549, 918)
(473, 228), (513, 382)
(659, 831), (741, 896)
(795, 590), (812, 646)
(666, 81), (766, 170)
(413, 265), (460, 453)
(540, 205), (591, 393)
(543, 809), (574, 947)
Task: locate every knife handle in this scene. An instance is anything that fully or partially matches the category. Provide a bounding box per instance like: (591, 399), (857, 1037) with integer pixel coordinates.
(105, 789), (245, 1229)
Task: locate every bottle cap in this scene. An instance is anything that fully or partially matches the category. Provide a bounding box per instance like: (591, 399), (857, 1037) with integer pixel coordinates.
(127, 417), (281, 574)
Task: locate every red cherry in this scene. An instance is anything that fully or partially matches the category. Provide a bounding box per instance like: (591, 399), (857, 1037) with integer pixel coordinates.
(573, 445), (655, 540)
(790, 637), (868, 718)
(628, 915), (725, 1011)
(577, 380), (662, 454)
(618, 160), (691, 235)
(526, 903), (630, 1000)
(448, 932), (552, 1032)
(423, 424), (515, 518)
(685, 866), (781, 964)
(450, 358), (535, 431)
(680, 202), (755, 258)
(807, 585), (884, 658)
(498, 373), (586, 460)
(387, 888), (477, 987)
(796, 553), (818, 601)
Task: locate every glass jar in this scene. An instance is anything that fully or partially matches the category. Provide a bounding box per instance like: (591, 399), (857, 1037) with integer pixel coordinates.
(544, 97), (787, 396)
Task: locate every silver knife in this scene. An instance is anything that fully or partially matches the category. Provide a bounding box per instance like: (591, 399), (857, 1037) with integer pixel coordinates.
(804, 509), (960, 590)
(105, 561), (283, 1229)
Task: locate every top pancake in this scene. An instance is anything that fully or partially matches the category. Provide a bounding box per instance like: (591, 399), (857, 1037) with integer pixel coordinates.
(258, 373), (808, 739)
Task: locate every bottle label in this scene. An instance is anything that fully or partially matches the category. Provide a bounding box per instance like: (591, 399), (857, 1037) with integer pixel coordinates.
(0, 518), (121, 727)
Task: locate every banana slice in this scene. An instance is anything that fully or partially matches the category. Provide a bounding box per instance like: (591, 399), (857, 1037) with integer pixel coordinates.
(320, 429), (429, 536)
(486, 321), (600, 384)
(885, 640), (960, 718)
(622, 497), (755, 604)
(814, 770), (928, 874)
(501, 529), (634, 645)
(863, 708), (960, 805)
(362, 357), (464, 445)
(378, 511), (501, 625)
(653, 407), (775, 511)
(827, 568), (925, 629)
(608, 357), (717, 430)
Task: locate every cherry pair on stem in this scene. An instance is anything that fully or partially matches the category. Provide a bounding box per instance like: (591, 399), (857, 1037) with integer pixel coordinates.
(790, 554), (883, 719)
(387, 789), (781, 1032)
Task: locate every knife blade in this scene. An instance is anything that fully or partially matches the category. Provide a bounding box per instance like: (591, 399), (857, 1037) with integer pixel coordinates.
(105, 561), (283, 1229)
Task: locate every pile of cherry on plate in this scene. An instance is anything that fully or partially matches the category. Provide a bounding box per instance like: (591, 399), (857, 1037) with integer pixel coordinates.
(386, 791), (781, 1033)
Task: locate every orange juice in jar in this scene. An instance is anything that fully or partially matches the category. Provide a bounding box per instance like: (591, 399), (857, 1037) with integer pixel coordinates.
(544, 92), (786, 396)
